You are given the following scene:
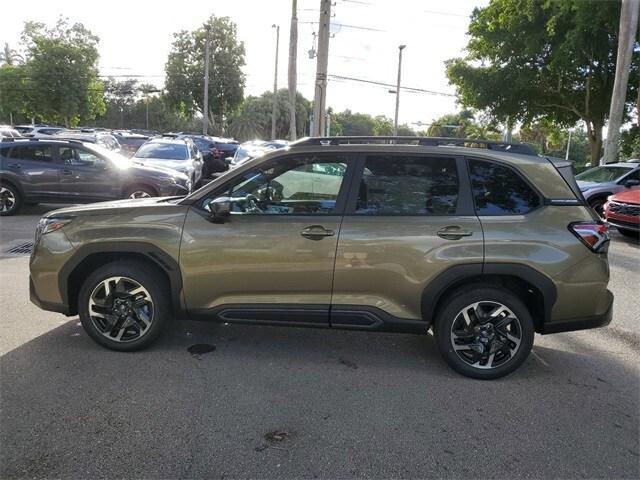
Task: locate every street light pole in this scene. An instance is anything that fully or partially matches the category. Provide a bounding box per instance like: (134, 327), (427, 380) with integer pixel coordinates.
(393, 45), (406, 136)
(203, 33), (210, 135)
(271, 24), (280, 140)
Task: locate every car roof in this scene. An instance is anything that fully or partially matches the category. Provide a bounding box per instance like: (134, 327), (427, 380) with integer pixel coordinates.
(146, 137), (190, 145)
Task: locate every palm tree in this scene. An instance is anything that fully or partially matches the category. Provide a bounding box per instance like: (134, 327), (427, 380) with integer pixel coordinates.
(0, 43), (23, 66)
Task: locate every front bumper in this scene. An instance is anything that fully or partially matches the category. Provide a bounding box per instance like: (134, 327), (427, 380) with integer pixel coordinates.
(30, 276), (71, 315)
(606, 218), (640, 232)
(541, 289), (613, 334)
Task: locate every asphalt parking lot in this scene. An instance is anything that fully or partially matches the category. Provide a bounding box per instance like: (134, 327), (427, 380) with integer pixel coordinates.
(1, 205), (638, 479)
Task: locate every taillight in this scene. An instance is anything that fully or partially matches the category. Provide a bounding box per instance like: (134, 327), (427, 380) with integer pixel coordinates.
(569, 222), (610, 252)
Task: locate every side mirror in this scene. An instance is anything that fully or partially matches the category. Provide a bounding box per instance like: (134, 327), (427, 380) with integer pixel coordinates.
(225, 156), (234, 165)
(206, 196), (231, 223)
(624, 178), (640, 188)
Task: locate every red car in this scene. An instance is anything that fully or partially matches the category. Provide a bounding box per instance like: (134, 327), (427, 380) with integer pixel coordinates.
(604, 188), (640, 238)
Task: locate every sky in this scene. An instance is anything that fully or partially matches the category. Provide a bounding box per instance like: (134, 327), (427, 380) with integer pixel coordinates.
(2, 0), (488, 127)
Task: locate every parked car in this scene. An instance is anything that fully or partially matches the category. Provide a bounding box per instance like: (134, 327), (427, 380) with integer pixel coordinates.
(111, 131), (150, 157)
(53, 130), (122, 152)
(14, 125), (64, 137)
(28, 136), (612, 380)
(0, 126), (22, 138)
(133, 138), (204, 186)
(177, 134), (239, 178)
(604, 188), (640, 238)
(576, 163), (640, 216)
(228, 140), (288, 169)
(0, 138), (191, 216)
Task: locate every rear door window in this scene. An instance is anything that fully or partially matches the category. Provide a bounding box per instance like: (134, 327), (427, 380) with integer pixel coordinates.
(468, 159), (540, 215)
(354, 155), (459, 215)
(9, 145), (53, 163)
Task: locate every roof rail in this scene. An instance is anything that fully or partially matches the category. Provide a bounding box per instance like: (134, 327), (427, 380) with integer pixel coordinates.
(290, 136), (537, 156)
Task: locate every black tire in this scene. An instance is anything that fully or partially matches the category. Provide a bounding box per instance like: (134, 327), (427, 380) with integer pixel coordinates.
(78, 261), (171, 351)
(123, 184), (157, 199)
(617, 227), (639, 239)
(434, 286), (535, 380)
(588, 197), (607, 218)
(0, 182), (22, 216)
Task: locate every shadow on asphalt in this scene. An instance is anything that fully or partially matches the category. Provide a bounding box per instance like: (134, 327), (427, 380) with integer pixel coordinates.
(1, 317), (638, 478)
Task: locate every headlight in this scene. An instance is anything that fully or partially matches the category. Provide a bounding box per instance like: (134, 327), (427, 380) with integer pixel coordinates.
(35, 217), (74, 243)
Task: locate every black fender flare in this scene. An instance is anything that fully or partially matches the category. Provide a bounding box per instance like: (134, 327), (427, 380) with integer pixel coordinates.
(59, 242), (184, 314)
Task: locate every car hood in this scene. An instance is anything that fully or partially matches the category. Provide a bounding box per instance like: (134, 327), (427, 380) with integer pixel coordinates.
(577, 180), (602, 191)
(44, 196), (185, 218)
(134, 158), (193, 172)
(610, 188), (640, 204)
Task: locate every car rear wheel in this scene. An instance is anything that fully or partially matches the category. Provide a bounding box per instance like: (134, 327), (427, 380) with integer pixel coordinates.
(434, 286), (534, 379)
(0, 183), (21, 216)
(78, 261), (171, 351)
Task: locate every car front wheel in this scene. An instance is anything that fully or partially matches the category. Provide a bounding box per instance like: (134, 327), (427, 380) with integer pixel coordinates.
(78, 261), (170, 351)
(434, 286), (534, 379)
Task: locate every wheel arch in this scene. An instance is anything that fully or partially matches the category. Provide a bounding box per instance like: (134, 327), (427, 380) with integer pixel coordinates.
(61, 242), (183, 316)
(0, 174), (24, 196)
(421, 263), (557, 333)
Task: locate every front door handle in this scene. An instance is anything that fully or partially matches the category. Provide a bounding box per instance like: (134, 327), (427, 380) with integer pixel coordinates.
(300, 225), (335, 240)
(8, 163), (22, 169)
(60, 169), (74, 176)
(437, 226), (473, 240)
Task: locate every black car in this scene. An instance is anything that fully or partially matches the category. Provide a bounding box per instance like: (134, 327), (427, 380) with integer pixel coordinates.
(0, 138), (192, 216)
(178, 134), (238, 178)
(112, 131), (151, 157)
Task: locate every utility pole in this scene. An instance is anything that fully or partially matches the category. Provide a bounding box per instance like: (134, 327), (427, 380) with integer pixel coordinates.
(271, 25), (280, 140)
(565, 129), (573, 161)
(288, 0), (298, 141)
(312, 0), (331, 137)
(393, 45), (406, 136)
(203, 33), (210, 135)
(602, 0), (640, 164)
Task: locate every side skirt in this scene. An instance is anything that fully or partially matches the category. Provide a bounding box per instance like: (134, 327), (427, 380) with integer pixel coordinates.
(188, 304), (430, 335)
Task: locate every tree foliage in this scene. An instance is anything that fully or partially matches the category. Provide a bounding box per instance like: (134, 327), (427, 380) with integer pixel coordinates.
(228, 89), (311, 141)
(446, 0), (640, 165)
(165, 15), (246, 132)
(329, 110), (415, 136)
(19, 18), (105, 126)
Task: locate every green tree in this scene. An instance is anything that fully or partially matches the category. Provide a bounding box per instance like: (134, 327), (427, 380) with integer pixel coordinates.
(228, 89), (310, 141)
(0, 43), (23, 66)
(0, 64), (29, 123)
(165, 16), (246, 133)
(446, 0), (640, 166)
(20, 18), (105, 127)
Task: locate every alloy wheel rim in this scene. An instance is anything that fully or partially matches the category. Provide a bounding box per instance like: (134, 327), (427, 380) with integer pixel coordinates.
(450, 301), (522, 370)
(88, 276), (154, 342)
(129, 191), (151, 199)
(0, 187), (16, 212)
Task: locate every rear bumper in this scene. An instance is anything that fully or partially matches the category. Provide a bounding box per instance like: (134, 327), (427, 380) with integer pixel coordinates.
(542, 289), (613, 334)
(30, 276), (71, 315)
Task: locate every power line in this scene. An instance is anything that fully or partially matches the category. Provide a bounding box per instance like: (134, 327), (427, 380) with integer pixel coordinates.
(327, 74), (455, 97)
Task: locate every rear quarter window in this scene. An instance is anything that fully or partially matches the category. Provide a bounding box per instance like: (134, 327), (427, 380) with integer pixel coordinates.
(468, 159), (541, 215)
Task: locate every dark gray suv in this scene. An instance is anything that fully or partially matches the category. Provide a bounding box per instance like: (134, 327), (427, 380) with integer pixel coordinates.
(0, 139), (192, 216)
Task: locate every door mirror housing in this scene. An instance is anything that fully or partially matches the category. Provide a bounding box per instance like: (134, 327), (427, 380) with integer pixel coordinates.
(623, 178), (640, 188)
(206, 196), (231, 223)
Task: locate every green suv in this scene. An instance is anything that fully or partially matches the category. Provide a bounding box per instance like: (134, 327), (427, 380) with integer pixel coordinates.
(29, 137), (613, 379)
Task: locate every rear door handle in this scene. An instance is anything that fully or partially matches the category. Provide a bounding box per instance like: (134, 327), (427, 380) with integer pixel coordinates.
(300, 225), (335, 240)
(437, 227), (473, 240)
(8, 163), (21, 169)
(60, 169), (74, 176)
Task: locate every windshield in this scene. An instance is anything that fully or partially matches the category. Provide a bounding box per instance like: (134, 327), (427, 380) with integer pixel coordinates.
(135, 143), (188, 160)
(86, 144), (132, 168)
(576, 166), (633, 183)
